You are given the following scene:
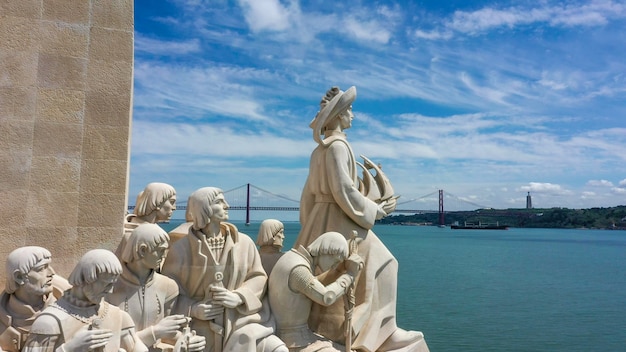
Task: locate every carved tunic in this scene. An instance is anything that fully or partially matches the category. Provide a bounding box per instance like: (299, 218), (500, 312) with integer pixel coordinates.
(294, 134), (399, 351)
(23, 296), (141, 352)
(107, 267), (179, 350)
(161, 222), (276, 352)
(258, 246), (284, 276)
(0, 292), (56, 351)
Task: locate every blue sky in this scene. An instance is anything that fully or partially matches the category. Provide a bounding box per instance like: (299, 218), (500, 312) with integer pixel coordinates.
(130, 0), (626, 218)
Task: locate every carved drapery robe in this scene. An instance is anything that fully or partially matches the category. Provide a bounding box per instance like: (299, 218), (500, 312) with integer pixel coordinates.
(294, 134), (399, 352)
(161, 222), (276, 352)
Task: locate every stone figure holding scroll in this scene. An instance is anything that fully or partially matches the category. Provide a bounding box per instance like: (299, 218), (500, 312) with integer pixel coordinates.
(256, 219), (286, 275)
(116, 182), (177, 257)
(23, 249), (148, 352)
(107, 223), (206, 351)
(161, 187), (287, 352)
(0, 246), (69, 351)
(294, 86), (428, 351)
(269, 231), (363, 352)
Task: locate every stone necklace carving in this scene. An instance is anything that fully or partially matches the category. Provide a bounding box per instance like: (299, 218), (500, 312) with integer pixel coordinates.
(51, 298), (109, 325)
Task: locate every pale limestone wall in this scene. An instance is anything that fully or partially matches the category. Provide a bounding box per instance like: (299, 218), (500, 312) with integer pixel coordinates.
(0, 0), (133, 281)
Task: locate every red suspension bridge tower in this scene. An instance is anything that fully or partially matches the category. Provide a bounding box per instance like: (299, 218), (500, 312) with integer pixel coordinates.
(438, 189), (444, 226)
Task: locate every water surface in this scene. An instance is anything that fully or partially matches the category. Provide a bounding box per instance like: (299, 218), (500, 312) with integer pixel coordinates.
(162, 221), (626, 351)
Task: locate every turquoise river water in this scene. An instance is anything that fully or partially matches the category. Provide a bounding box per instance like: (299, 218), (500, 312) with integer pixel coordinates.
(161, 220), (626, 352)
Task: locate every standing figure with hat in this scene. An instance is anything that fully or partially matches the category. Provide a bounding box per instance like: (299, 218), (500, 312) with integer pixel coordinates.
(294, 86), (429, 352)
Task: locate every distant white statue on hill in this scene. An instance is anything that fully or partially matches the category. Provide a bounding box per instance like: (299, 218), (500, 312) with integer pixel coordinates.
(294, 86), (429, 351)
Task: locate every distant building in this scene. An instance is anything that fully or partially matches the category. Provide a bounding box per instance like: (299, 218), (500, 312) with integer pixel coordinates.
(526, 192), (533, 209)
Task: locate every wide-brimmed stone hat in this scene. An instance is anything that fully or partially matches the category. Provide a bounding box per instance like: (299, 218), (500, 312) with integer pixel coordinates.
(309, 86), (356, 144)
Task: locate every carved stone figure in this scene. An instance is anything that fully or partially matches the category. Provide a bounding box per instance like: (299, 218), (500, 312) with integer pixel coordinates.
(294, 86), (429, 351)
(23, 249), (148, 352)
(116, 182), (177, 257)
(107, 223), (205, 351)
(269, 232), (363, 352)
(256, 219), (286, 275)
(0, 247), (69, 352)
(161, 187), (287, 352)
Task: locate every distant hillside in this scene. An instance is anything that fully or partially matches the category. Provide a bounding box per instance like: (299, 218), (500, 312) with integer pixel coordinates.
(379, 206), (626, 229)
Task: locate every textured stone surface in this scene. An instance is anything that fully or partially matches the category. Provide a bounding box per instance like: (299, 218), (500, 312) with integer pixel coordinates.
(37, 88), (85, 123)
(0, 0), (134, 280)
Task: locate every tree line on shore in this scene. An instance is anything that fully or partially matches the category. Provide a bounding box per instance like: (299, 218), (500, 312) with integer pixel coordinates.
(378, 206), (626, 229)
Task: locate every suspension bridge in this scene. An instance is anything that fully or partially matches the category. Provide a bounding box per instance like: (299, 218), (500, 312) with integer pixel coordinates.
(129, 183), (493, 224)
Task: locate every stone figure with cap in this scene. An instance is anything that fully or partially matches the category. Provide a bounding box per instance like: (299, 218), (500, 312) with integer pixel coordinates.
(294, 86), (429, 352)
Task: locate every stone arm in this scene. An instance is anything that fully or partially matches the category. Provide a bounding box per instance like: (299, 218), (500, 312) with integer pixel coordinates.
(163, 277), (180, 317)
(22, 314), (63, 352)
(327, 142), (380, 230)
(289, 265), (353, 306)
(121, 326), (149, 352)
(231, 235), (267, 315)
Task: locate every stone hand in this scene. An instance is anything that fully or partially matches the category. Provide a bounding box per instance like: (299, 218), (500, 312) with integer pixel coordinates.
(153, 314), (189, 339)
(382, 197), (397, 214)
(187, 333), (207, 352)
(376, 202), (387, 220)
(345, 253), (364, 277)
(210, 286), (243, 308)
(191, 301), (224, 321)
(63, 327), (113, 352)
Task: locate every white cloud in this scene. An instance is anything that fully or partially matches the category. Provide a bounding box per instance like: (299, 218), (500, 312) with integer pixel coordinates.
(612, 187), (626, 195)
(237, 0), (291, 32)
(619, 178), (626, 187)
(581, 191), (597, 199)
(131, 120), (312, 158)
(345, 17), (392, 44)
(417, 1), (626, 38)
(587, 179), (614, 187)
(135, 34), (201, 55)
(518, 182), (573, 195)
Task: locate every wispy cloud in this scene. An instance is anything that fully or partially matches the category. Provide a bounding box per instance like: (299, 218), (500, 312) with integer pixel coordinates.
(518, 182), (573, 196)
(135, 34), (201, 55)
(587, 180), (614, 187)
(416, 1), (626, 38)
